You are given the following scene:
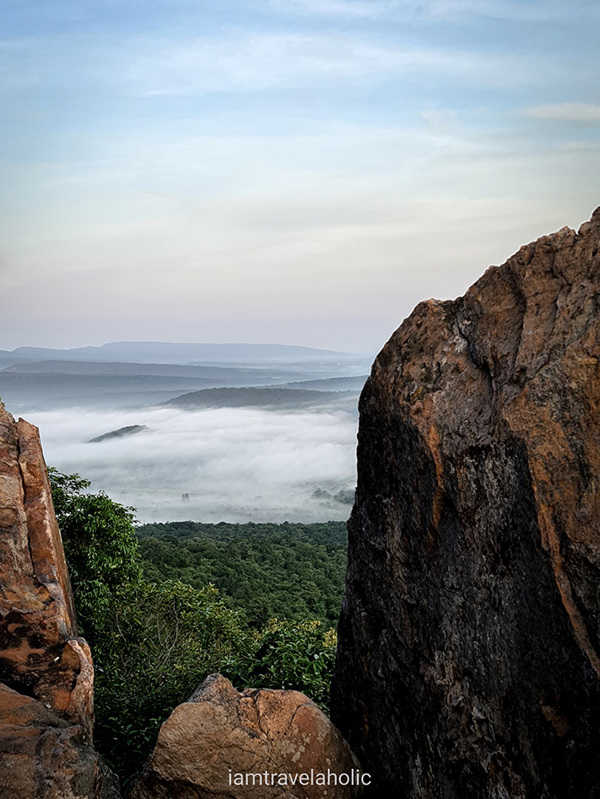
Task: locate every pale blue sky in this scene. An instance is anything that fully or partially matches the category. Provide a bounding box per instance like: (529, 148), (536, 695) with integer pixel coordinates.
(2, 0), (599, 351)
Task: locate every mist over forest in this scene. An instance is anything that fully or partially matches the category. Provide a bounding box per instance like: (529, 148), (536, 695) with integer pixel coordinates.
(0, 342), (369, 523)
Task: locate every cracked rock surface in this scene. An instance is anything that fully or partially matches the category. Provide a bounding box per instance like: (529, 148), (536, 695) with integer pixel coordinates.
(0, 405), (120, 798)
(130, 674), (361, 798)
(331, 209), (600, 798)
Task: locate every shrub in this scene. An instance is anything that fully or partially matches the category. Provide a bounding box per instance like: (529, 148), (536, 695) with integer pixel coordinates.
(48, 468), (141, 636)
(92, 580), (252, 777)
(250, 618), (337, 710)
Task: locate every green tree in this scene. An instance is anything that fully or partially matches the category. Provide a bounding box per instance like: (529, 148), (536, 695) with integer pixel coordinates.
(49, 469), (253, 779)
(250, 619), (337, 710)
(92, 580), (253, 777)
(48, 469), (340, 782)
(49, 468), (141, 637)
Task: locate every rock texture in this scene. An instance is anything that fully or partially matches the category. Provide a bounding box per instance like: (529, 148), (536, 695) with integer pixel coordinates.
(0, 405), (119, 798)
(130, 673), (362, 798)
(332, 209), (600, 798)
(0, 683), (119, 799)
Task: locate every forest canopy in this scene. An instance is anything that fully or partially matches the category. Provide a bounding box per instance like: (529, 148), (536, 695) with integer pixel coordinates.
(137, 520), (347, 627)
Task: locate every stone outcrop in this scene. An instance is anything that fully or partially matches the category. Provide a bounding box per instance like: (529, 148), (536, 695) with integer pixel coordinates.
(130, 673), (363, 798)
(0, 405), (119, 798)
(0, 683), (119, 798)
(332, 209), (600, 797)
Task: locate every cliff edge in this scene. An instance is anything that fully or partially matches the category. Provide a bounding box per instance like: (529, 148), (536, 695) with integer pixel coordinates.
(0, 405), (118, 798)
(332, 209), (600, 797)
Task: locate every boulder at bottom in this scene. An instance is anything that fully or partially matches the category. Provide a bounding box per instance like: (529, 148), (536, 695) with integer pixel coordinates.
(130, 674), (363, 799)
(0, 683), (119, 799)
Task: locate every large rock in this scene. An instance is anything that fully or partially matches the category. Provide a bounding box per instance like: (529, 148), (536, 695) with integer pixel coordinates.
(130, 673), (364, 798)
(332, 209), (600, 797)
(0, 683), (119, 798)
(0, 405), (119, 797)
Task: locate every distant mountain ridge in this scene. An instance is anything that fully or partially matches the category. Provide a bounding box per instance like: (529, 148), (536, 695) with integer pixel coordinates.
(1, 360), (296, 379)
(283, 375), (367, 392)
(164, 386), (356, 410)
(1, 341), (362, 364)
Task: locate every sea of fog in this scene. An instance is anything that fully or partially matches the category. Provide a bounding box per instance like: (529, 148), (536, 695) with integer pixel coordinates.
(28, 405), (358, 523)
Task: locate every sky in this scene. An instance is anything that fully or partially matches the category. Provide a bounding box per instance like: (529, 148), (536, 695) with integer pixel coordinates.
(1, 0), (599, 353)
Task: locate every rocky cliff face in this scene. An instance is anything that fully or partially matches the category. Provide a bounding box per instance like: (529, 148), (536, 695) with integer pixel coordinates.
(332, 209), (600, 798)
(0, 406), (118, 798)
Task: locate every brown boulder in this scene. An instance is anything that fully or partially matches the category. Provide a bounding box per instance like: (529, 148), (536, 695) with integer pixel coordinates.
(0, 683), (119, 799)
(332, 209), (600, 797)
(130, 673), (364, 798)
(0, 405), (119, 797)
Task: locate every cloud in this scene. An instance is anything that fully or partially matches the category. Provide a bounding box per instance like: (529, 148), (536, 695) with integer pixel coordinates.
(525, 103), (600, 122)
(269, 0), (599, 22)
(3, 116), (599, 352)
(269, 0), (391, 18)
(0, 28), (557, 100)
(124, 33), (490, 97)
(31, 405), (358, 523)
(2, 1), (598, 355)
(423, 0), (563, 20)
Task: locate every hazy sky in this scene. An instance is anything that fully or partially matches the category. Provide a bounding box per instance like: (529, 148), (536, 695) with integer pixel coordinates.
(2, 0), (599, 352)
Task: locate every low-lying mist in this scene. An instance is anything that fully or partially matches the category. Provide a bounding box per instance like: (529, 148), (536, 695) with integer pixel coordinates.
(29, 405), (358, 523)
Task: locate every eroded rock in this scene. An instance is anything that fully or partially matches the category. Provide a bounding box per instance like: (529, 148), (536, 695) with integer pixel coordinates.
(130, 673), (362, 798)
(0, 683), (119, 799)
(0, 405), (119, 797)
(332, 209), (600, 797)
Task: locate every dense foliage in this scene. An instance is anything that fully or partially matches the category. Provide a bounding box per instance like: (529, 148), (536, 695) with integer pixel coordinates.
(49, 470), (344, 782)
(250, 619), (337, 708)
(48, 469), (141, 636)
(92, 580), (251, 774)
(137, 521), (347, 626)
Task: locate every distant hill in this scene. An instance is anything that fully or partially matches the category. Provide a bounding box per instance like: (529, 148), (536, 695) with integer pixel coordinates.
(1, 359), (296, 381)
(283, 375), (367, 392)
(164, 386), (356, 410)
(88, 425), (148, 443)
(2, 341), (361, 365)
(0, 362), (364, 413)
